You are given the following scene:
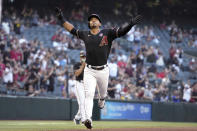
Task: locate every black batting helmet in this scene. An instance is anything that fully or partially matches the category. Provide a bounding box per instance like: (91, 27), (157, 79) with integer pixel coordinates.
(88, 14), (101, 23)
(80, 51), (86, 57)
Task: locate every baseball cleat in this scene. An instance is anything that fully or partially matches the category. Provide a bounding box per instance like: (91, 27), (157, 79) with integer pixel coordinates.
(84, 119), (92, 129)
(73, 118), (80, 125)
(98, 99), (105, 109)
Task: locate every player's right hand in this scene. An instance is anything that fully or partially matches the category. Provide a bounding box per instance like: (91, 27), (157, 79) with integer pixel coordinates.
(55, 7), (64, 20)
(81, 61), (86, 67)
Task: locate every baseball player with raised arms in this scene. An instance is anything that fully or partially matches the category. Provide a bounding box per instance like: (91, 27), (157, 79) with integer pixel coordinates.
(55, 7), (142, 129)
(73, 51), (86, 125)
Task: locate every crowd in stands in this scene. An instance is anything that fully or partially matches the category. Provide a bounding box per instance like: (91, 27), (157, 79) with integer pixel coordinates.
(161, 20), (197, 48)
(106, 42), (197, 103)
(0, 3), (197, 103)
(0, 6), (72, 98)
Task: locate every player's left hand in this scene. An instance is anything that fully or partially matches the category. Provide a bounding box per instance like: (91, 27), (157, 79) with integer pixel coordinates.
(131, 15), (143, 25)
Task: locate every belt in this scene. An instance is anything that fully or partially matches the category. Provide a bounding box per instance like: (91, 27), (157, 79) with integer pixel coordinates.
(77, 80), (83, 82)
(87, 64), (108, 70)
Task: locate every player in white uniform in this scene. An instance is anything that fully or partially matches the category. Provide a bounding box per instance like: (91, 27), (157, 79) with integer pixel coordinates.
(55, 7), (142, 129)
(73, 51), (86, 125)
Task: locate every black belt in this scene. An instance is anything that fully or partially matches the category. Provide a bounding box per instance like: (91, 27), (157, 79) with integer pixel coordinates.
(86, 64), (108, 70)
(77, 80), (83, 82)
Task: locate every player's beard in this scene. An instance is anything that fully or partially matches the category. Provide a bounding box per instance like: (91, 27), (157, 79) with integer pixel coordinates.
(90, 24), (97, 29)
(90, 22), (99, 29)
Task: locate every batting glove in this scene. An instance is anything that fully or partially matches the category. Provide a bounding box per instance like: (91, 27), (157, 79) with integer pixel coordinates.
(55, 7), (65, 24)
(131, 15), (143, 25)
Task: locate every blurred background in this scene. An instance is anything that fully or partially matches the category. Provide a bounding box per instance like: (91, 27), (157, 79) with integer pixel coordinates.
(0, 0), (197, 121)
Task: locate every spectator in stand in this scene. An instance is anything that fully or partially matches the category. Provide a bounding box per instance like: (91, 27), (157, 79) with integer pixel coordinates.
(108, 58), (118, 78)
(59, 55), (68, 69)
(40, 67), (55, 94)
(176, 47), (183, 66)
(168, 45), (179, 65)
(152, 36), (160, 45)
(0, 41), (6, 53)
(13, 18), (21, 34)
(190, 82), (197, 103)
(26, 84), (40, 97)
(146, 46), (156, 63)
(148, 26), (155, 41)
(17, 67), (30, 90)
(2, 21), (10, 34)
(10, 46), (17, 62)
(125, 62), (134, 77)
(121, 82), (131, 100)
(182, 80), (191, 102)
(127, 51), (137, 69)
(134, 28), (141, 43)
(3, 63), (13, 89)
(127, 27), (135, 42)
(26, 84), (36, 96)
(189, 58), (197, 73)
(172, 89), (181, 103)
(25, 65), (40, 91)
(32, 58), (41, 73)
(176, 28), (183, 43)
(169, 68), (179, 84)
(136, 50), (144, 65)
(117, 52), (127, 62)
(114, 79), (124, 99)
(142, 26), (148, 39)
(152, 82), (168, 102)
(136, 66), (146, 87)
(12, 64), (20, 90)
(117, 58), (127, 78)
(153, 82), (161, 101)
(188, 39), (194, 47)
(32, 10), (39, 26)
(160, 89), (169, 102)
(193, 37), (197, 48)
(156, 52), (165, 67)
(170, 28), (177, 44)
(55, 65), (67, 98)
(107, 78), (116, 99)
(41, 55), (48, 71)
(169, 45), (176, 59)
(160, 21), (166, 30)
(0, 58), (5, 80)
(117, 58), (127, 69)
(19, 35), (28, 45)
(2, 47), (11, 65)
(141, 44), (148, 55)
(136, 87), (145, 100)
(143, 84), (154, 101)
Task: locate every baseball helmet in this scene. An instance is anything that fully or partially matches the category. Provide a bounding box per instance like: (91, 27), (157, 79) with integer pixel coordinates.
(80, 51), (86, 57)
(88, 14), (101, 23)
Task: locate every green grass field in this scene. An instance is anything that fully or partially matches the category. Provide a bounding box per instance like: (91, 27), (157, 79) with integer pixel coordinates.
(0, 120), (197, 131)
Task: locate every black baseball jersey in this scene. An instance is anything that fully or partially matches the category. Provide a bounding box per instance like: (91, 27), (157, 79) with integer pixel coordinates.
(74, 28), (118, 66)
(74, 62), (84, 81)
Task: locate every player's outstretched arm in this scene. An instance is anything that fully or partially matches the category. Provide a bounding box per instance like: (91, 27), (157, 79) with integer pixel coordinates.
(117, 15), (142, 37)
(55, 7), (74, 32)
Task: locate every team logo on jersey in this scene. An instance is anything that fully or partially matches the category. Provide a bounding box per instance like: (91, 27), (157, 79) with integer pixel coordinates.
(99, 36), (108, 46)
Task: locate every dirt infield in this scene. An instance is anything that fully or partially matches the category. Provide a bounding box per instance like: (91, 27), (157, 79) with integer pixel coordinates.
(52, 127), (197, 131)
